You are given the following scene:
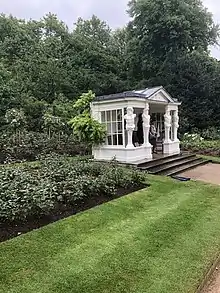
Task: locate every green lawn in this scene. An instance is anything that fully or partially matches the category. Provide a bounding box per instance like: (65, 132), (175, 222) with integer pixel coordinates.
(199, 154), (220, 163)
(1, 176), (220, 293)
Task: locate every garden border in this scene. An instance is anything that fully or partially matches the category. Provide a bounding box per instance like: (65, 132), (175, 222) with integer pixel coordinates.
(196, 252), (220, 293)
(0, 183), (149, 243)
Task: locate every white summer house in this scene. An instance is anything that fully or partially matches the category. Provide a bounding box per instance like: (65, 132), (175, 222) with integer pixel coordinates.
(91, 86), (181, 164)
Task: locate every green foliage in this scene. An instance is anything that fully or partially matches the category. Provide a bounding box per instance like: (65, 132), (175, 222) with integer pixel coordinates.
(0, 132), (90, 164)
(127, 0), (220, 130)
(50, 94), (76, 122)
(128, 0), (219, 67)
(69, 113), (106, 145)
(5, 108), (26, 130)
(69, 91), (106, 145)
(73, 90), (95, 114)
(0, 13), (126, 131)
(22, 97), (47, 131)
(165, 50), (220, 130)
(1, 5), (220, 138)
(0, 156), (145, 222)
(5, 108), (27, 144)
(181, 132), (220, 156)
(43, 112), (64, 138)
(201, 127), (220, 140)
(0, 168), (56, 221)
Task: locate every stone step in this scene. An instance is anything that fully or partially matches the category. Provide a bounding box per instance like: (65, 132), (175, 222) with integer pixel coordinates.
(159, 159), (210, 176)
(149, 156), (200, 174)
(138, 153), (195, 170)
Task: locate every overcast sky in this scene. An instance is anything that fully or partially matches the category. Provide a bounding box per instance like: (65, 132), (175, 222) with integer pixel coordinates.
(1, 0), (220, 58)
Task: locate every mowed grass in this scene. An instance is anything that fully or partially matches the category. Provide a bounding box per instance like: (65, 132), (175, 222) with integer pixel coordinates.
(1, 176), (220, 293)
(199, 154), (220, 163)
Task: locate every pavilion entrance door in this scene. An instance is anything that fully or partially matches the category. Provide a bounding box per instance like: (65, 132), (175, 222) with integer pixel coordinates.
(151, 113), (165, 153)
(151, 113), (164, 153)
(154, 113), (165, 139)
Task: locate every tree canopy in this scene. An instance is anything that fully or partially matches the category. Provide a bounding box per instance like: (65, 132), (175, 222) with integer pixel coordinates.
(0, 0), (220, 135)
(126, 0), (220, 129)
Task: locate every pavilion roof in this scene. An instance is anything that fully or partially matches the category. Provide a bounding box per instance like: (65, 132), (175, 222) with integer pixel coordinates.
(94, 86), (179, 103)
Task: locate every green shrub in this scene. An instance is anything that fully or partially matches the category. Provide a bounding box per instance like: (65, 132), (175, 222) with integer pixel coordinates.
(0, 168), (56, 221)
(201, 127), (220, 140)
(181, 133), (220, 156)
(0, 155), (146, 222)
(0, 131), (91, 164)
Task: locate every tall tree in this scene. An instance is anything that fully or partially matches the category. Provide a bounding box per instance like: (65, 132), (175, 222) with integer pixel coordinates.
(126, 0), (220, 130)
(109, 28), (130, 85)
(127, 0), (219, 81)
(71, 16), (127, 96)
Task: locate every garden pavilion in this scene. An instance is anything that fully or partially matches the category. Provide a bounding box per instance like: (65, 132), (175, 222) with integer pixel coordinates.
(91, 86), (181, 163)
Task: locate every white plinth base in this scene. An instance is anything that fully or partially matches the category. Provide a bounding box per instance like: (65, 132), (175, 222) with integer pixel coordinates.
(93, 145), (152, 164)
(163, 141), (180, 155)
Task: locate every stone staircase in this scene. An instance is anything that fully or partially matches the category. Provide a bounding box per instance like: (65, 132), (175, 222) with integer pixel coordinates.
(137, 153), (210, 176)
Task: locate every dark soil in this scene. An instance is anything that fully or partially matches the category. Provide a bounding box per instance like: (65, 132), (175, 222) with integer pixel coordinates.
(0, 184), (147, 243)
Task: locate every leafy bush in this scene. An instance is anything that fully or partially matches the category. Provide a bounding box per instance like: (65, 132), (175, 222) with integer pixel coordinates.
(0, 131), (91, 164)
(181, 132), (220, 156)
(201, 127), (220, 140)
(182, 133), (204, 143)
(68, 91), (107, 145)
(0, 168), (56, 221)
(0, 155), (146, 222)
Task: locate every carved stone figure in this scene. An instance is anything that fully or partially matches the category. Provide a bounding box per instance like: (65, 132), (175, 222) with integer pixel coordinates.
(164, 109), (171, 128)
(173, 110), (179, 142)
(164, 107), (172, 143)
(124, 107), (136, 148)
(124, 107), (136, 130)
(173, 111), (179, 129)
(142, 105), (150, 128)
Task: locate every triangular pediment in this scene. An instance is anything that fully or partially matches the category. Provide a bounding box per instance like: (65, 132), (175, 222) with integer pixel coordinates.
(148, 89), (175, 103)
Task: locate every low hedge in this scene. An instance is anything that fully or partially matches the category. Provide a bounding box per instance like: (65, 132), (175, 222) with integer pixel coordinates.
(0, 156), (146, 222)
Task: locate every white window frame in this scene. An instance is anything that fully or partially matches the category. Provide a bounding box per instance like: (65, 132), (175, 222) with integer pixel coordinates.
(101, 108), (124, 146)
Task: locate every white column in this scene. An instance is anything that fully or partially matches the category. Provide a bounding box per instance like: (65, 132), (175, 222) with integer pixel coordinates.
(164, 106), (172, 143)
(142, 104), (151, 146)
(124, 107), (136, 149)
(173, 109), (179, 142)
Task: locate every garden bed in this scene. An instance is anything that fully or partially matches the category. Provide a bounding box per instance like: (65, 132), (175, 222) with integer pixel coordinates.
(0, 155), (146, 242)
(181, 133), (220, 157)
(0, 184), (146, 242)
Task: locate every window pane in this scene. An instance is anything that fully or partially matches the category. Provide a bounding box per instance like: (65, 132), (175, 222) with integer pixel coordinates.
(112, 122), (117, 133)
(117, 122), (122, 132)
(107, 111), (111, 121)
(117, 109), (122, 121)
(107, 135), (112, 145)
(101, 111), (106, 122)
(112, 110), (117, 121)
(107, 123), (111, 133)
(118, 134), (123, 145)
(102, 123), (107, 132)
(113, 134), (117, 145)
